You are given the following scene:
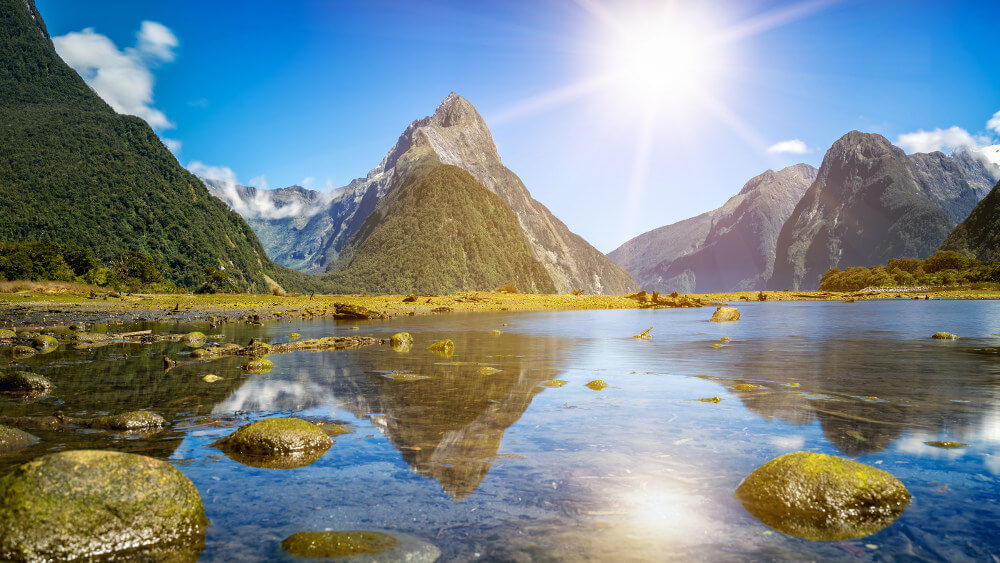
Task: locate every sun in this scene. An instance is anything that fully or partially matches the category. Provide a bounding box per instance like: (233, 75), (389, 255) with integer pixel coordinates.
(593, 3), (724, 110)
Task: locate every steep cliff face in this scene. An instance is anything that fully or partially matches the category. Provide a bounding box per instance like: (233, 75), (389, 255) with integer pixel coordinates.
(609, 164), (816, 293)
(939, 178), (1000, 261)
(0, 0), (287, 290)
(214, 93), (636, 293)
(770, 131), (985, 290)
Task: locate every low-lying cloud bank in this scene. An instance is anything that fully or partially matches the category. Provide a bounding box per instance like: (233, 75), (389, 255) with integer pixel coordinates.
(188, 161), (333, 221)
(896, 110), (1000, 167)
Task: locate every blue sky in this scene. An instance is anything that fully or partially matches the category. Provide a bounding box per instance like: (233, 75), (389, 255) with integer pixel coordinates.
(36, 0), (1000, 252)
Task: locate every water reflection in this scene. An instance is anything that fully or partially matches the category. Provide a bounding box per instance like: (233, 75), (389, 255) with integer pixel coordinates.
(211, 330), (566, 498)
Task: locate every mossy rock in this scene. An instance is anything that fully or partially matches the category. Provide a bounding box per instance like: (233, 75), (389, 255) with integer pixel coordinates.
(698, 396), (722, 403)
(215, 418), (332, 469)
(10, 346), (36, 359)
(490, 329), (503, 335)
(280, 530), (440, 562)
(478, 366), (501, 375)
(0, 450), (207, 561)
(202, 374), (221, 383)
(390, 332), (413, 353)
(72, 331), (110, 343)
(735, 451), (911, 541)
(0, 329), (15, 339)
(586, 380), (607, 391)
(710, 306), (741, 322)
(0, 425), (37, 453)
(180, 332), (207, 347)
(542, 380), (567, 388)
(0, 371), (53, 395)
(287, 333), (302, 340)
(427, 339), (455, 358)
(924, 440), (968, 449)
(90, 410), (166, 431)
(242, 358), (274, 373)
(732, 383), (764, 392)
(240, 339), (271, 357)
(720, 337), (732, 342)
(31, 334), (59, 350)
(931, 332), (958, 340)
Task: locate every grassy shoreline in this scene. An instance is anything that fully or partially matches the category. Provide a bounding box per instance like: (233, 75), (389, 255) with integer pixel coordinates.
(0, 282), (998, 329)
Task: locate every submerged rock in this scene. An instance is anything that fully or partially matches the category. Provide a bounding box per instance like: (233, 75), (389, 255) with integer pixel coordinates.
(0, 450), (207, 561)
(190, 343), (242, 359)
(735, 451), (910, 541)
(215, 417), (332, 469)
(10, 346), (35, 359)
(697, 396), (722, 403)
(287, 332), (302, 340)
(0, 371), (53, 395)
(88, 411), (166, 431)
(202, 374), (221, 383)
(732, 383), (764, 391)
(242, 358), (274, 373)
(180, 332), (207, 346)
(0, 329), (15, 339)
(478, 366), (501, 375)
(924, 440), (968, 449)
(710, 306), (741, 322)
(932, 332), (958, 340)
(31, 334), (59, 350)
(280, 530), (440, 562)
(0, 425), (37, 453)
(542, 380), (568, 388)
(390, 332), (414, 353)
(428, 339), (455, 358)
(586, 380), (607, 391)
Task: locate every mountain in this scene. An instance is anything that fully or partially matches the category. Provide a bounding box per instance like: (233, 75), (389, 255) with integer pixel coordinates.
(201, 179), (332, 272)
(0, 0), (289, 290)
(214, 93), (637, 294)
(939, 178), (1000, 261)
(770, 131), (993, 290)
(608, 164), (817, 293)
(323, 162), (556, 294)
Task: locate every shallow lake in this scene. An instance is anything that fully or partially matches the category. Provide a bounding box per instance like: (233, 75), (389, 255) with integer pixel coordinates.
(2, 300), (999, 561)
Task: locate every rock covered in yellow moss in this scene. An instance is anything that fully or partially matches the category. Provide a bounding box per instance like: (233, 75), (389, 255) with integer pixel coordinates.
(586, 380), (607, 391)
(735, 451), (910, 541)
(710, 306), (741, 322)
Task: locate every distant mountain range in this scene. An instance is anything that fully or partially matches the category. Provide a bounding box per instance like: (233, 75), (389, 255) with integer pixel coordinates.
(0, 0), (305, 291)
(771, 132), (999, 290)
(208, 94), (637, 295)
(610, 131), (1000, 292)
(609, 164), (817, 293)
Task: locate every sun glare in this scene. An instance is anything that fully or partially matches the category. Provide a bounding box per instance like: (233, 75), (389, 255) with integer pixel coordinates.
(593, 4), (724, 110)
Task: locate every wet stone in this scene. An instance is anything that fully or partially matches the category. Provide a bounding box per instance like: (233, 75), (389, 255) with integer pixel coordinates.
(89, 410), (166, 431)
(242, 358), (274, 373)
(215, 417), (332, 469)
(10, 346), (36, 359)
(586, 380), (607, 391)
(428, 339), (454, 358)
(280, 530), (440, 562)
(0, 450), (207, 561)
(0, 425), (37, 453)
(735, 451), (911, 541)
(0, 329), (15, 339)
(932, 332), (958, 340)
(0, 371), (53, 395)
(180, 332), (207, 346)
(710, 306), (741, 322)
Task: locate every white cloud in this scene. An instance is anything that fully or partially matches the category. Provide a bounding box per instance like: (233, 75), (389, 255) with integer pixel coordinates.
(188, 161), (327, 220)
(301, 177), (316, 189)
(766, 139), (808, 154)
(988, 110), (1000, 135)
(248, 175), (269, 189)
(896, 126), (981, 154)
(162, 138), (182, 154)
(53, 21), (178, 130)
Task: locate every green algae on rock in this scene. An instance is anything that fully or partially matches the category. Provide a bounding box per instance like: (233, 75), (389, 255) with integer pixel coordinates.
(0, 371), (53, 395)
(720, 337), (732, 342)
(931, 332), (958, 340)
(280, 530), (440, 562)
(390, 332), (414, 352)
(180, 331), (207, 346)
(88, 410), (166, 431)
(710, 306), (741, 322)
(287, 332), (302, 340)
(924, 440), (968, 449)
(586, 380), (607, 391)
(428, 339), (455, 358)
(0, 425), (37, 453)
(0, 450), (206, 561)
(242, 358), (274, 373)
(10, 345), (36, 359)
(542, 379), (568, 388)
(732, 383), (764, 391)
(478, 366), (501, 375)
(735, 451), (910, 541)
(202, 374), (222, 383)
(215, 417), (332, 470)
(0, 328), (15, 339)
(31, 334), (58, 350)
(697, 396), (722, 403)
(383, 372), (430, 382)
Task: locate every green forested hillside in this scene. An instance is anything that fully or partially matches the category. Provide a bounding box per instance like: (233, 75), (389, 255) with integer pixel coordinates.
(0, 0), (290, 291)
(324, 163), (556, 294)
(939, 180), (1000, 261)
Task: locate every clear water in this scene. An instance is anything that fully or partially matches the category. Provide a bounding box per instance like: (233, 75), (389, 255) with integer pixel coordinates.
(2, 300), (999, 561)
